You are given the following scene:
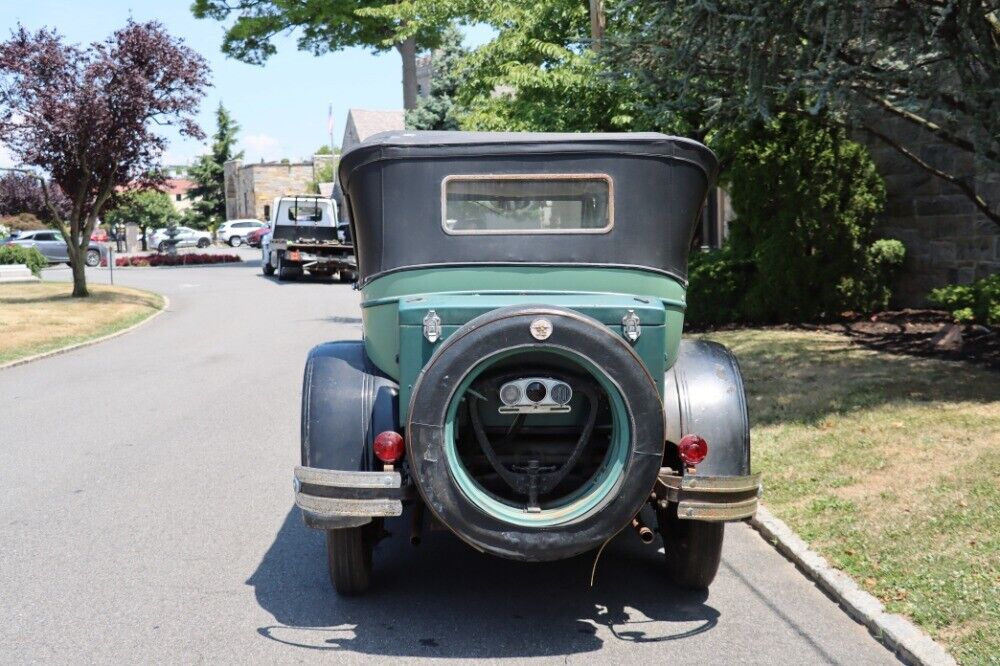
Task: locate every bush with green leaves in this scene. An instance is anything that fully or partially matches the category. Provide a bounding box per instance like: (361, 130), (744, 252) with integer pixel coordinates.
(0, 244), (47, 276)
(928, 274), (1000, 326)
(685, 249), (752, 326)
(693, 115), (902, 325)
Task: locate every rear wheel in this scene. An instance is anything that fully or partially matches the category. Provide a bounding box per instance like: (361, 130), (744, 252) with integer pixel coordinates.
(326, 525), (373, 596)
(276, 253), (288, 281)
(197, 238), (210, 248)
(85, 249), (101, 267)
(657, 504), (724, 590)
(228, 236), (242, 247)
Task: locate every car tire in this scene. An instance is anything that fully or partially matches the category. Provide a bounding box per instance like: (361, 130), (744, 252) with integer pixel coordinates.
(85, 249), (101, 267)
(262, 254), (275, 276)
(157, 241), (168, 253)
(657, 505), (724, 590)
(229, 236), (242, 247)
(197, 238), (210, 248)
(338, 269), (357, 283)
(406, 305), (664, 562)
(326, 526), (373, 596)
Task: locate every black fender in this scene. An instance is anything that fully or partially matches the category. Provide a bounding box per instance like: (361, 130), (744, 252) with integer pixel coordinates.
(663, 339), (750, 476)
(301, 341), (399, 473)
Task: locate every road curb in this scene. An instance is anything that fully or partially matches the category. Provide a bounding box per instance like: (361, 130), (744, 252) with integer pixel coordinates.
(750, 506), (956, 666)
(0, 293), (169, 371)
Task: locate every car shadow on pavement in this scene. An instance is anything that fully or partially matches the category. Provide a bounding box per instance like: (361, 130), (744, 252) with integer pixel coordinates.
(248, 507), (720, 658)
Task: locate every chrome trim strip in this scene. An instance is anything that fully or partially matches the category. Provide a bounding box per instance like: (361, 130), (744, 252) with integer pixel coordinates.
(295, 493), (403, 518)
(294, 466), (400, 489)
(677, 497), (758, 522)
(658, 471), (762, 494)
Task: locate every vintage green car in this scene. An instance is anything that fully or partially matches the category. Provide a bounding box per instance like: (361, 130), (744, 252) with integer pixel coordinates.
(293, 132), (761, 595)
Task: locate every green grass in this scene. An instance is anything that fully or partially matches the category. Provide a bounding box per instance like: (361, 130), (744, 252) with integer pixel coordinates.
(703, 329), (1000, 664)
(0, 282), (164, 364)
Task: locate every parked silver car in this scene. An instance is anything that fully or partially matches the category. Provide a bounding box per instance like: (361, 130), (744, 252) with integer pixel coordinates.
(148, 226), (212, 252)
(3, 230), (106, 267)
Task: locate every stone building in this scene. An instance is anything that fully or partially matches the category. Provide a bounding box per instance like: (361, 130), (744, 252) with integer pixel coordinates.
(341, 109), (406, 154)
(223, 154), (336, 222)
(860, 115), (999, 306)
(416, 54), (433, 98)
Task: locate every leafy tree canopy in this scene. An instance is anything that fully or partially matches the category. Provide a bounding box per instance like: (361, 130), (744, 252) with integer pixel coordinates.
(405, 24), (467, 130)
(0, 21), (209, 296)
(188, 103), (242, 229)
(105, 189), (179, 233)
(603, 0), (1000, 225)
(191, 0), (448, 107)
(0, 171), (70, 224)
(376, 0), (639, 132)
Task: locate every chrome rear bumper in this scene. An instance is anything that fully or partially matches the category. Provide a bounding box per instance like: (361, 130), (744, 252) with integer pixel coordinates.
(293, 466), (403, 529)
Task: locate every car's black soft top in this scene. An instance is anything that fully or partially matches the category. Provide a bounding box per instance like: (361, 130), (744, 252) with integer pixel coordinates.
(338, 131), (718, 285)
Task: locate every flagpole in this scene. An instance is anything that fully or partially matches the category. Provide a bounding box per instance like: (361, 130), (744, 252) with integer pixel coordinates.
(328, 102), (334, 154)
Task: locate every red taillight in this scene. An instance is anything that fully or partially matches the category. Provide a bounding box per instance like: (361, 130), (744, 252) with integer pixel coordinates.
(374, 431), (405, 463)
(677, 434), (708, 465)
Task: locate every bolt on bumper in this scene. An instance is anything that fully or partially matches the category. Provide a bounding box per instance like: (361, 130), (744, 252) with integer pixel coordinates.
(656, 470), (763, 521)
(293, 466), (403, 530)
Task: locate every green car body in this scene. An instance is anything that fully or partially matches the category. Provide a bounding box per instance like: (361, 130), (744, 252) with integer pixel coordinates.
(291, 131), (761, 596)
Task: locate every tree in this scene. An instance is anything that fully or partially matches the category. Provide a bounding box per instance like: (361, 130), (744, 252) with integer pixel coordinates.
(0, 22), (209, 296)
(405, 24), (467, 130)
(191, 0), (446, 109)
(603, 0), (1000, 227)
(378, 0), (638, 132)
(0, 171), (70, 224)
(104, 189), (179, 251)
(187, 104), (242, 230)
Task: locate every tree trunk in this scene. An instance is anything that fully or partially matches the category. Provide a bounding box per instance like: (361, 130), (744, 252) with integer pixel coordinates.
(396, 37), (418, 110)
(589, 0), (606, 48)
(67, 244), (89, 298)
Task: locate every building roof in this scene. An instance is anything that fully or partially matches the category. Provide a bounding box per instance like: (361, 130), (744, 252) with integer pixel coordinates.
(346, 109), (405, 143)
(162, 178), (195, 195)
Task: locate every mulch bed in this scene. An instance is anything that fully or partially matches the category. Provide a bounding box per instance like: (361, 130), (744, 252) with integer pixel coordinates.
(690, 309), (999, 371)
(802, 309), (999, 371)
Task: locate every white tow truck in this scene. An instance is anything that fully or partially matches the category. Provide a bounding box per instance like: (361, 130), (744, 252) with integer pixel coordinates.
(261, 195), (356, 281)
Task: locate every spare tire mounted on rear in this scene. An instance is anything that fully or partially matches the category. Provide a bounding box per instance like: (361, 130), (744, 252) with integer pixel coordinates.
(406, 306), (665, 562)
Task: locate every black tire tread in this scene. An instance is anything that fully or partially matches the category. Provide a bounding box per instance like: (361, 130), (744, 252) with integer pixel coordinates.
(657, 505), (724, 590)
(326, 526), (372, 596)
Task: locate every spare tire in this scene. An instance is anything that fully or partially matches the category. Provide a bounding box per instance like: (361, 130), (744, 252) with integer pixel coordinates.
(406, 305), (664, 561)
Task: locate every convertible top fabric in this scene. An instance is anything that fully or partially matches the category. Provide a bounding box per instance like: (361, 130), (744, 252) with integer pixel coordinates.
(338, 131), (718, 285)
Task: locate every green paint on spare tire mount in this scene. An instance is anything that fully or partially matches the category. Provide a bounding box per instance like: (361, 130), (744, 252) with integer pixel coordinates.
(443, 347), (630, 528)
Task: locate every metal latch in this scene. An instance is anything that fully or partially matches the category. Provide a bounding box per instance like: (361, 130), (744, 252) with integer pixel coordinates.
(622, 309), (641, 342)
(423, 310), (442, 343)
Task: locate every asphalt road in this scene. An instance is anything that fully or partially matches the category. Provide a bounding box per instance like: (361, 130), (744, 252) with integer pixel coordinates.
(0, 257), (900, 664)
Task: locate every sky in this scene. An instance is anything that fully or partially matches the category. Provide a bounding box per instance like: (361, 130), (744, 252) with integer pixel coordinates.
(0, 1), (491, 169)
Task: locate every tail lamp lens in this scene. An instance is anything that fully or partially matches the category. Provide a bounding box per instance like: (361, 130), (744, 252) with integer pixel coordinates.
(677, 434), (708, 465)
(374, 431), (405, 463)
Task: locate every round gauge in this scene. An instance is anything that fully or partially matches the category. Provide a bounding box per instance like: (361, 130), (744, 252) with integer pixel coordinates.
(525, 381), (547, 403)
(550, 382), (572, 405)
(499, 383), (522, 405)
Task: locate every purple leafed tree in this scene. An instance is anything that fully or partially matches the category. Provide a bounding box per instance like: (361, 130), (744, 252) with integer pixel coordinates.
(0, 171), (70, 223)
(0, 21), (210, 296)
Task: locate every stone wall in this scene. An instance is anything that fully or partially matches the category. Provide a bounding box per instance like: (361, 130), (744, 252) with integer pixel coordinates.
(863, 116), (999, 306)
(224, 155), (336, 222)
